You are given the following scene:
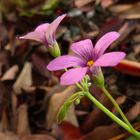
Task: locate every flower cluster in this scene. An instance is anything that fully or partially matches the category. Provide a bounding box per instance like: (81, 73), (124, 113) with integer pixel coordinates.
(19, 14), (125, 86)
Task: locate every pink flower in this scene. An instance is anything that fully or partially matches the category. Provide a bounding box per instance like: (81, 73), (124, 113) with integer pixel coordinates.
(47, 32), (126, 85)
(19, 14), (66, 47)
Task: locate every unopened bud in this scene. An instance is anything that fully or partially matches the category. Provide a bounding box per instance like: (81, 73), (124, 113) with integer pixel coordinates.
(75, 98), (80, 105)
(48, 41), (61, 57)
(92, 67), (104, 88)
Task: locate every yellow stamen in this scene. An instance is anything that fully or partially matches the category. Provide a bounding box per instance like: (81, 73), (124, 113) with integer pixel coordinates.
(87, 60), (94, 67)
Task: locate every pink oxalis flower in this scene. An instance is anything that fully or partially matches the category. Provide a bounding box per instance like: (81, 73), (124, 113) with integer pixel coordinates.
(19, 14), (66, 57)
(47, 32), (126, 85)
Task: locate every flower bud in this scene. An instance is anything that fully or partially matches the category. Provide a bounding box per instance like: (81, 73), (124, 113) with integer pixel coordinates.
(48, 41), (61, 57)
(92, 67), (104, 88)
(75, 98), (80, 105)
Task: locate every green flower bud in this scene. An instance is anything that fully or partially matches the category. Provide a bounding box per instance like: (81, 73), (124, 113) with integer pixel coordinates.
(92, 67), (104, 88)
(75, 98), (80, 105)
(48, 41), (61, 57)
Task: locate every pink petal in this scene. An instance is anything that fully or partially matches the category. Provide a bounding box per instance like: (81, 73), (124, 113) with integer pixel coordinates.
(94, 32), (120, 58)
(47, 55), (85, 71)
(45, 14), (66, 45)
(19, 24), (50, 43)
(94, 52), (126, 67)
(35, 23), (49, 32)
(71, 39), (94, 61)
(19, 32), (44, 43)
(60, 67), (88, 85)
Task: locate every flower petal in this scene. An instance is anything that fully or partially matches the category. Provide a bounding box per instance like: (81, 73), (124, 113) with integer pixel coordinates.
(45, 14), (66, 45)
(60, 67), (88, 85)
(19, 32), (44, 43)
(47, 55), (85, 71)
(35, 23), (49, 32)
(94, 52), (126, 67)
(94, 32), (120, 58)
(71, 39), (94, 61)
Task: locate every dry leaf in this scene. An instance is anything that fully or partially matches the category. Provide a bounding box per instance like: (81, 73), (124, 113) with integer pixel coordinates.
(13, 62), (32, 94)
(115, 60), (140, 76)
(126, 101), (140, 121)
(46, 85), (78, 130)
(115, 96), (126, 105)
(16, 104), (30, 137)
(43, 84), (65, 110)
(31, 53), (50, 78)
(110, 21), (137, 49)
(21, 134), (55, 140)
(81, 92), (114, 133)
(0, 132), (19, 140)
(64, 103), (78, 127)
(11, 93), (17, 130)
(59, 121), (81, 140)
(1, 65), (19, 81)
(74, 0), (95, 11)
(0, 111), (9, 132)
(0, 51), (10, 76)
(109, 4), (133, 13)
(11, 93), (17, 114)
(75, 0), (94, 8)
(133, 34), (140, 43)
(109, 2), (140, 19)
(100, 0), (114, 8)
(80, 125), (122, 140)
(134, 44), (140, 55)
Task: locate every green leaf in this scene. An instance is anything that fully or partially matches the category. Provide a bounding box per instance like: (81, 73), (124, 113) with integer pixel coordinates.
(57, 91), (84, 123)
(42, 0), (59, 11)
(126, 135), (139, 140)
(57, 100), (73, 124)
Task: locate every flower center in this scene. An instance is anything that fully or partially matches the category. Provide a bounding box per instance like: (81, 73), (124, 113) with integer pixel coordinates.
(87, 60), (94, 67)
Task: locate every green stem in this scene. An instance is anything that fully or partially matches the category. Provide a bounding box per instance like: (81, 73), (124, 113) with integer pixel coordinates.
(76, 82), (84, 91)
(101, 87), (136, 133)
(84, 91), (140, 138)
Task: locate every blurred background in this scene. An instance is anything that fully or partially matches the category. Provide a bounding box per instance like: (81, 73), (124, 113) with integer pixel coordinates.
(0, 0), (140, 140)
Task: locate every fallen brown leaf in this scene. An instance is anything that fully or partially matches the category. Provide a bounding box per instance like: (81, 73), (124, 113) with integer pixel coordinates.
(46, 85), (78, 130)
(59, 121), (81, 140)
(115, 60), (140, 76)
(100, 0), (114, 8)
(1, 65), (19, 81)
(109, 4), (133, 13)
(74, 0), (95, 11)
(0, 110), (9, 132)
(81, 92), (114, 133)
(126, 101), (140, 121)
(13, 62), (32, 94)
(110, 122), (140, 140)
(21, 134), (55, 140)
(133, 35), (140, 43)
(0, 50), (10, 76)
(16, 104), (30, 137)
(74, 0), (94, 9)
(31, 53), (50, 79)
(0, 132), (19, 140)
(109, 2), (140, 19)
(79, 125), (122, 140)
